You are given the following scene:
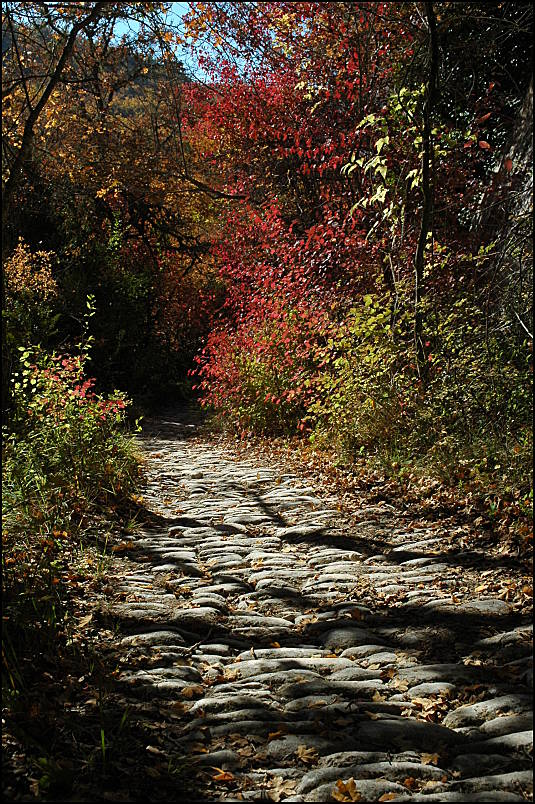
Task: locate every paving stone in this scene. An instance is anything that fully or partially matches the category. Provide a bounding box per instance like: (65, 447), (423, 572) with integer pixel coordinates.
(120, 630), (186, 647)
(405, 681), (458, 697)
(321, 628), (379, 650)
(339, 644), (389, 658)
(169, 606), (222, 626)
(443, 695), (533, 728)
(465, 730), (533, 753)
(409, 793), (525, 802)
(421, 598), (513, 616)
(302, 778), (410, 801)
(451, 753), (526, 776)
(235, 647), (328, 660)
(396, 663), (484, 685)
(447, 770), (533, 793)
(352, 717), (468, 751)
(188, 695), (277, 716)
(478, 712), (533, 737)
(193, 749), (242, 768)
(266, 735), (343, 762)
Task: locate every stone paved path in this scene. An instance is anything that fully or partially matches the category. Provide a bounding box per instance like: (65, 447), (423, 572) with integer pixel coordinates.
(103, 413), (533, 802)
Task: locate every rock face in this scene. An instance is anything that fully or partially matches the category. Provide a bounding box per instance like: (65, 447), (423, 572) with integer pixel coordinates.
(101, 410), (533, 802)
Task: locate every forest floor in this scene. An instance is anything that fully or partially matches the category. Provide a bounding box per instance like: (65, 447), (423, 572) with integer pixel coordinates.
(2, 407), (533, 802)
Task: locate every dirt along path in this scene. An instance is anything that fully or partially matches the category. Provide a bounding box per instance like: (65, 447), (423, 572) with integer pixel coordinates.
(96, 410), (533, 802)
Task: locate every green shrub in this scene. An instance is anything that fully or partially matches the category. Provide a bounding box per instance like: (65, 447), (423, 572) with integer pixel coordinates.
(2, 342), (142, 599)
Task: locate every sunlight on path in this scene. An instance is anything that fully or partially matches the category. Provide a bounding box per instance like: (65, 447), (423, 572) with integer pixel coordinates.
(104, 411), (533, 802)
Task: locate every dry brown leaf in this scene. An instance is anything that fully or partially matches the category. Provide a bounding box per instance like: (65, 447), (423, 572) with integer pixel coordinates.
(364, 710), (381, 720)
(267, 729), (285, 741)
(170, 701), (191, 714)
(412, 697), (431, 708)
(332, 777), (362, 802)
(211, 767), (234, 782)
(372, 690), (386, 702)
(421, 753), (440, 765)
(267, 778), (298, 802)
(188, 742), (208, 753)
(378, 795), (398, 802)
(181, 685), (203, 698)
(224, 668), (241, 681)
(403, 776), (418, 789)
(270, 641), (281, 648)
(111, 541), (134, 552)
(78, 613), (93, 627)
(296, 745), (319, 764)
(391, 677), (409, 691)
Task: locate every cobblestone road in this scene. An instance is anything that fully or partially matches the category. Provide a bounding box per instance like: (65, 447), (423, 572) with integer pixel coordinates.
(104, 413), (533, 802)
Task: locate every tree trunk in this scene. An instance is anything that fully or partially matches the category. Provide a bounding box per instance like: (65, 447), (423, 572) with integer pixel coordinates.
(414, 1), (439, 376)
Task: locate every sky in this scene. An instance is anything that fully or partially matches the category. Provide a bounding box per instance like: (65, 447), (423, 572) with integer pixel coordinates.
(113, 2), (205, 78)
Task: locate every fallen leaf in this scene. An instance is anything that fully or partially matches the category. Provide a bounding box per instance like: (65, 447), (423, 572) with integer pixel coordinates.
(111, 541), (134, 552)
(390, 678), (408, 693)
(267, 778), (298, 802)
(421, 753), (440, 765)
(211, 768), (234, 782)
(296, 745), (319, 764)
(372, 690), (386, 702)
(267, 730), (285, 741)
(403, 776), (418, 789)
(364, 710), (381, 720)
(78, 613), (93, 627)
(146, 745), (164, 755)
(188, 742), (208, 753)
(332, 777), (362, 802)
(224, 668), (241, 681)
(378, 795), (398, 802)
(181, 685), (203, 698)
(270, 641), (281, 648)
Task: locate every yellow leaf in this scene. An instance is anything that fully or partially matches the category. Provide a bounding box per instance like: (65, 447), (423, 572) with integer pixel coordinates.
(372, 690), (386, 702)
